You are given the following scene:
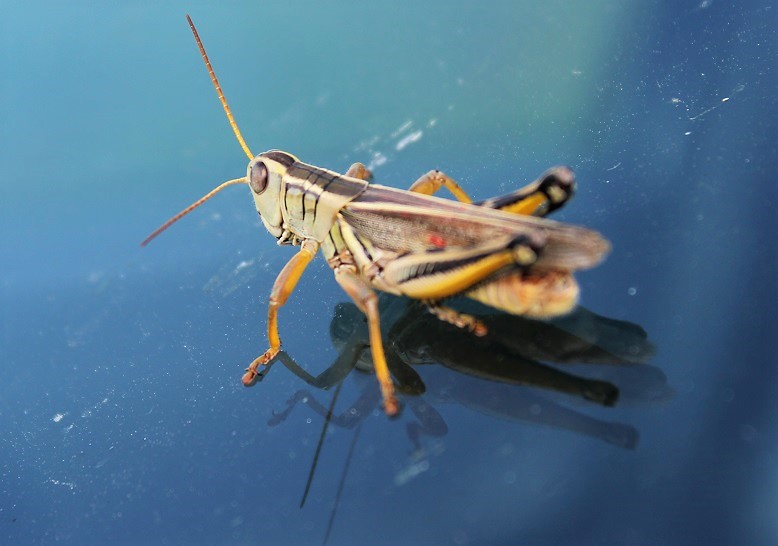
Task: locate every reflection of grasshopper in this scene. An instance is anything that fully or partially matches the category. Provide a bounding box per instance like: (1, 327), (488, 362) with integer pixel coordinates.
(269, 295), (663, 449)
(143, 17), (610, 415)
(269, 297), (664, 519)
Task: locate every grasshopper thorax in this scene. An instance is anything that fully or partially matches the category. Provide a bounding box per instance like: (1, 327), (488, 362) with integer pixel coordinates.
(247, 150), (299, 239)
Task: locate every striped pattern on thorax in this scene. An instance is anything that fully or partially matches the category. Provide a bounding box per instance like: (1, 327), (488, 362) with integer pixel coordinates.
(279, 162), (368, 243)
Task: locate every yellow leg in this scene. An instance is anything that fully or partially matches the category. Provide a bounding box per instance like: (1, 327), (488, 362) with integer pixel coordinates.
(409, 170), (473, 203)
(345, 162), (374, 181)
(499, 193), (549, 216)
(382, 234), (539, 300)
(243, 239), (319, 386)
(334, 266), (399, 416)
(476, 166), (576, 217)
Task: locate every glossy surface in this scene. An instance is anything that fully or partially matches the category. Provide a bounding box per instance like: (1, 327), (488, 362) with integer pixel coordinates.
(2, 2), (776, 544)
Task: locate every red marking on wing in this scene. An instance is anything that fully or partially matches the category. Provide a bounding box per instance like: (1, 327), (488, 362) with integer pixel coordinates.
(428, 234), (447, 248)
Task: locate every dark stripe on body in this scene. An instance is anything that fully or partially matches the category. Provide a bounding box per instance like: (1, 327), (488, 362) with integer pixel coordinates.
(286, 164), (337, 225)
(397, 235), (539, 284)
(300, 169), (317, 223)
(260, 150), (296, 167)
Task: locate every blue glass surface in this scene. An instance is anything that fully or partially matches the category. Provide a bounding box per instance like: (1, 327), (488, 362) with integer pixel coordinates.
(2, 2), (776, 544)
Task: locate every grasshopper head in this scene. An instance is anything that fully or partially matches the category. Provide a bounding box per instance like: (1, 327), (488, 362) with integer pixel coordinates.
(247, 150), (299, 238)
(141, 19), (303, 248)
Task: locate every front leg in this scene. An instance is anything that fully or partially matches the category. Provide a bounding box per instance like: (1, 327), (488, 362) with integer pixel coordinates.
(243, 239), (319, 386)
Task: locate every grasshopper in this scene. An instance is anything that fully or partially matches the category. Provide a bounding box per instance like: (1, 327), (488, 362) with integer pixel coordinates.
(143, 16), (610, 416)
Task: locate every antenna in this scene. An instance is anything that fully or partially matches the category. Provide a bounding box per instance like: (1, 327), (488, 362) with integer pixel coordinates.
(186, 15), (254, 160)
(141, 177), (247, 247)
(142, 17), (256, 247)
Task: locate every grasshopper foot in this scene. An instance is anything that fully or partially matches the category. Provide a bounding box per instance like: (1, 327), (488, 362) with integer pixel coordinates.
(383, 395), (400, 417)
(242, 369), (259, 387)
(242, 349), (279, 386)
(424, 302), (488, 337)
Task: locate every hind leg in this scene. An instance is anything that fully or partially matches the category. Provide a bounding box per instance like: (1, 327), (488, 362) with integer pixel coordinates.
(476, 166), (576, 217)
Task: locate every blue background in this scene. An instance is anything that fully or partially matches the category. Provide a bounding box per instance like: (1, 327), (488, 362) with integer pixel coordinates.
(2, 1), (776, 544)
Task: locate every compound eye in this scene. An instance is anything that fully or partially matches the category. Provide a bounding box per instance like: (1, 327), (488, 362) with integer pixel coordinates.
(249, 162), (268, 194)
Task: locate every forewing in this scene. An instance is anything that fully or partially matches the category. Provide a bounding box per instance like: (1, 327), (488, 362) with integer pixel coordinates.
(343, 184), (609, 271)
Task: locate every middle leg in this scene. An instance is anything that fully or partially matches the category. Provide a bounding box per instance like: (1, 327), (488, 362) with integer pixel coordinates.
(409, 170), (473, 203)
(334, 266), (399, 416)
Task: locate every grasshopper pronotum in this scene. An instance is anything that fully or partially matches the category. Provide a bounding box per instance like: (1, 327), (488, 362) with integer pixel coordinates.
(143, 16), (610, 416)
